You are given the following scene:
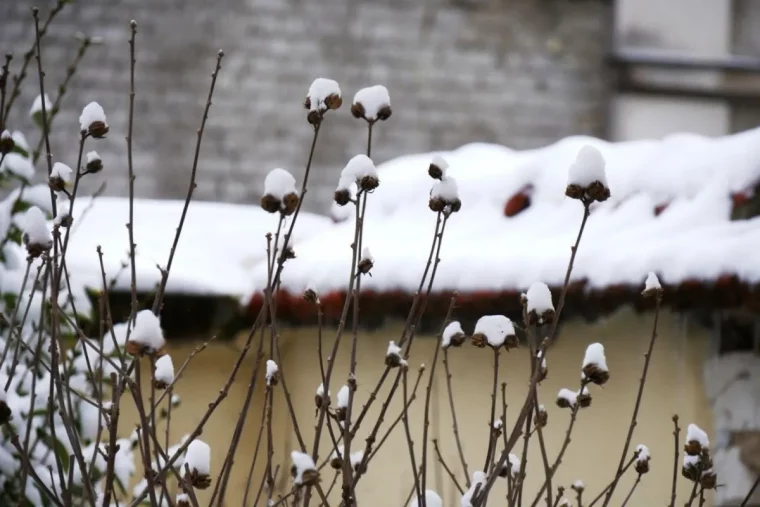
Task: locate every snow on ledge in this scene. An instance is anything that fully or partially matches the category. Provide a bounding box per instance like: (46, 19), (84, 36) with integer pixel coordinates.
(65, 197), (331, 297)
(247, 128), (760, 300)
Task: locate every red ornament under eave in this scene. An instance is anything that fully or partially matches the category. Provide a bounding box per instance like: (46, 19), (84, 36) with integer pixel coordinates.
(504, 185), (533, 217)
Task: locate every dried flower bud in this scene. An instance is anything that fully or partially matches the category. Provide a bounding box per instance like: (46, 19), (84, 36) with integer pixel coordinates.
(336, 406), (347, 422)
(428, 197), (445, 213)
(85, 151), (103, 174)
(571, 481), (585, 493)
(566, 146), (610, 204)
(283, 245), (296, 260)
(447, 333), (466, 348)
(504, 334), (519, 350)
(577, 388), (592, 408)
(330, 454), (343, 470)
(188, 469), (211, 490)
(699, 469), (717, 489)
(334, 188), (351, 206)
(351, 85), (392, 123)
(534, 405), (548, 429)
(581, 363), (609, 386)
(471, 333), (487, 348)
(176, 494), (190, 507)
(358, 247), (374, 275)
(282, 192), (300, 216)
(260, 194), (281, 214)
(303, 288), (319, 304)
(305, 78), (342, 125)
(358, 175), (379, 192)
(0, 130), (14, 155)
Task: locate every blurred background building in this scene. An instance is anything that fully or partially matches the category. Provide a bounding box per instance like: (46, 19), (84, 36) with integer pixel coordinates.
(4, 0), (760, 212)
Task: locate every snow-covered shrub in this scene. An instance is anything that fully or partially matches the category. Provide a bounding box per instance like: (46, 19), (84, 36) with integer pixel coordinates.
(3, 10), (757, 507)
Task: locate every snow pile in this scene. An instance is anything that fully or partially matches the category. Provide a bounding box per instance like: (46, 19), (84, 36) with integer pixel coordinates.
(410, 490), (443, 507)
(352, 85), (391, 122)
(248, 128), (760, 301)
(568, 145), (607, 188)
(461, 471), (487, 507)
(306, 78), (342, 113)
(581, 342), (609, 385)
(63, 197), (331, 297)
(266, 359), (279, 386)
(441, 321), (466, 348)
(0, 153), (35, 180)
(291, 451), (318, 486)
(686, 423), (710, 451)
(472, 315), (516, 348)
(79, 102), (107, 132)
(127, 310), (166, 354)
(154, 355), (175, 388)
(184, 440), (211, 475)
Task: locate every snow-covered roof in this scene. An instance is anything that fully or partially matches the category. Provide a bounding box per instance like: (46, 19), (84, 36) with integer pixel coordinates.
(66, 197), (331, 297)
(245, 128), (760, 319)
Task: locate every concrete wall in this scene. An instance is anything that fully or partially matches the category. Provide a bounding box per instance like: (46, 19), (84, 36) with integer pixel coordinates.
(0, 0), (611, 213)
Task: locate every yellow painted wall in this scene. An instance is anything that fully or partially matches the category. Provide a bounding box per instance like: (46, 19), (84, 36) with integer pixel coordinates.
(123, 308), (714, 506)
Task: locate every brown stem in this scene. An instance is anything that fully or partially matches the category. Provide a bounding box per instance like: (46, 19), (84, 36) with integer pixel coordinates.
(421, 295), (457, 506)
(3, 0), (67, 119)
(0, 53), (12, 128)
(620, 475), (641, 507)
(587, 456), (636, 507)
(602, 294), (662, 506)
(476, 202), (591, 506)
(402, 368), (423, 505)
(741, 473), (760, 506)
(669, 415), (681, 507)
(367, 365), (426, 463)
(483, 348), (500, 474)
(126, 21), (138, 325)
(532, 396), (553, 507)
(152, 50), (224, 314)
(432, 439), (465, 495)
(443, 347), (470, 488)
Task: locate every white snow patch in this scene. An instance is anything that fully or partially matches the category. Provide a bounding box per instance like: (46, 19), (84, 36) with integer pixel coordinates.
(1, 153), (35, 180)
(79, 102), (107, 131)
(291, 451), (316, 485)
(526, 282), (554, 314)
(86, 151), (101, 164)
(557, 388), (577, 407)
(686, 423), (710, 449)
(410, 490), (443, 507)
(645, 272), (661, 291)
(63, 197), (330, 298)
(51, 162), (74, 185)
(441, 321), (464, 348)
(184, 439), (211, 476)
(361, 246), (373, 264)
(266, 359), (279, 386)
(307, 78), (341, 112)
(568, 145), (607, 187)
(431, 155), (449, 173)
(431, 176), (459, 202)
(128, 310), (165, 353)
(474, 315), (515, 348)
(636, 444), (650, 462)
(154, 355), (174, 386)
(337, 385), (350, 409)
(30, 94), (52, 117)
(21, 206), (52, 246)
(386, 341), (401, 359)
(461, 470), (486, 507)
(264, 168), (297, 200)
(582, 342), (608, 372)
(353, 85), (390, 121)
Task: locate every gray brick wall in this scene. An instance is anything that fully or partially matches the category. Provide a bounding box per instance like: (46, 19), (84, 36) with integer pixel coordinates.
(1, 0), (611, 213)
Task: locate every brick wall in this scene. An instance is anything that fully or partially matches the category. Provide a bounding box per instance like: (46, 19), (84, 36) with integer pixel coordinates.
(1, 0), (611, 213)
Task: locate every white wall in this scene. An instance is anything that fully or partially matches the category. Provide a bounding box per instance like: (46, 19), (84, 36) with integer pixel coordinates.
(611, 0), (732, 140)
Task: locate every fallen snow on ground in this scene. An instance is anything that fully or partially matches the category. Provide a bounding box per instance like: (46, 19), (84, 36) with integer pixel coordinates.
(247, 129), (760, 298)
(65, 197), (331, 297)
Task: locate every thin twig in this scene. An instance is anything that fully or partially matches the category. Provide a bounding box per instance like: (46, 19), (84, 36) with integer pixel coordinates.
(151, 49), (224, 313)
(620, 475), (641, 507)
(432, 439), (465, 495)
(602, 294), (662, 506)
(442, 347), (470, 488)
(741, 473), (760, 506)
(421, 295), (457, 505)
(669, 415), (681, 507)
